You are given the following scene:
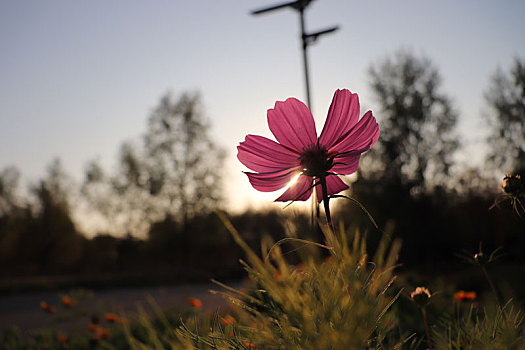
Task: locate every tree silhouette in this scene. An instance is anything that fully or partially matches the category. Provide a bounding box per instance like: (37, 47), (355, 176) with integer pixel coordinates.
(143, 92), (225, 225)
(83, 91), (225, 235)
(365, 50), (458, 194)
(0, 166), (22, 217)
(485, 57), (525, 175)
(21, 159), (84, 273)
(82, 146), (157, 235)
(0, 166), (27, 271)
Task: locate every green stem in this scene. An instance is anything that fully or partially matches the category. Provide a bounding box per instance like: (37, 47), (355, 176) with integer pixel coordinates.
(319, 175), (333, 230)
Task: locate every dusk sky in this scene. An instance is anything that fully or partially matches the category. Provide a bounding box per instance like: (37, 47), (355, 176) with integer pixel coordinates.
(1, 0), (525, 218)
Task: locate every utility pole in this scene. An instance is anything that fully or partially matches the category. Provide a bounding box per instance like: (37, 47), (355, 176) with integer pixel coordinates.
(251, 0), (339, 110)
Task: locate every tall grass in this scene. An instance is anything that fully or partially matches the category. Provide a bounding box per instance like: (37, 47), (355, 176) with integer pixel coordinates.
(3, 216), (524, 349)
(174, 215), (405, 349)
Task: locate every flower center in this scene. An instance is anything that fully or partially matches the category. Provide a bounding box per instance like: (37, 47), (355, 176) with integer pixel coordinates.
(299, 147), (333, 178)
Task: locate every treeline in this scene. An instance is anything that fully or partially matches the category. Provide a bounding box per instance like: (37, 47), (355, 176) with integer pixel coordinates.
(340, 52), (525, 271)
(0, 183), (300, 285)
(0, 52), (524, 288)
(0, 92), (310, 288)
(340, 179), (525, 272)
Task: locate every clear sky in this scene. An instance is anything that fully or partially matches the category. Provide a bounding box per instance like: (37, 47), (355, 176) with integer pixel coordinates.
(1, 0), (525, 218)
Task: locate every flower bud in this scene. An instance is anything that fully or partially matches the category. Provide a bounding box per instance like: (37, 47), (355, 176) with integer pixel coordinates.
(410, 286), (432, 307)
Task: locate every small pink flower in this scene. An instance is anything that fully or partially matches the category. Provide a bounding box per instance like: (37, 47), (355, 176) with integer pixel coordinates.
(237, 89), (379, 202)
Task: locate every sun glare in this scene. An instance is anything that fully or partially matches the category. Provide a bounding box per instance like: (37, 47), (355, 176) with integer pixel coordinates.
(231, 170), (312, 212)
(286, 172), (302, 188)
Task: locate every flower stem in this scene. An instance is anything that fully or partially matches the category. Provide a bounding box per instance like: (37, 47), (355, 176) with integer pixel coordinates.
(481, 265), (501, 306)
(319, 175), (333, 230)
(421, 307), (433, 350)
(311, 185), (318, 228)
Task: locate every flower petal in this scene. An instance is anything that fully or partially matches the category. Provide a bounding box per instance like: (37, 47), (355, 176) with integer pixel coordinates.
(315, 175), (349, 202)
(238, 135), (300, 172)
(319, 89), (360, 149)
(332, 151), (362, 175)
(275, 175), (313, 202)
(267, 97), (317, 152)
(328, 111), (379, 154)
(245, 169), (299, 192)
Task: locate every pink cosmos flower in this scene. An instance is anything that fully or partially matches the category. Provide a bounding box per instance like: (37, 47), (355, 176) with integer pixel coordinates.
(237, 89), (379, 202)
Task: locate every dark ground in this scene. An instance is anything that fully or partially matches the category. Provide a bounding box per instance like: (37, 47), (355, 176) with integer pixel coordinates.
(0, 281), (242, 338)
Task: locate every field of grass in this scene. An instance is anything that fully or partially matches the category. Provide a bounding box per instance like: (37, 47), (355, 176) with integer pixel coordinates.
(2, 213), (524, 350)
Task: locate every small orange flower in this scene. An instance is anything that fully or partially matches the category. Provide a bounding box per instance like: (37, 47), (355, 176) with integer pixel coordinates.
(295, 263), (306, 273)
(221, 315), (236, 326)
(58, 334), (68, 343)
(250, 320), (267, 329)
(40, 301), (56, 313)
(454, 290), (476, 302)
(244, 343), (256, 349)
(187, 297), (203, 309)
(62, 295), (75, 308)
(466, 291), (476, 300)
(96, 327), (111, 339)
(104, 313), (120, 323)
(88, 323), (99, 332)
